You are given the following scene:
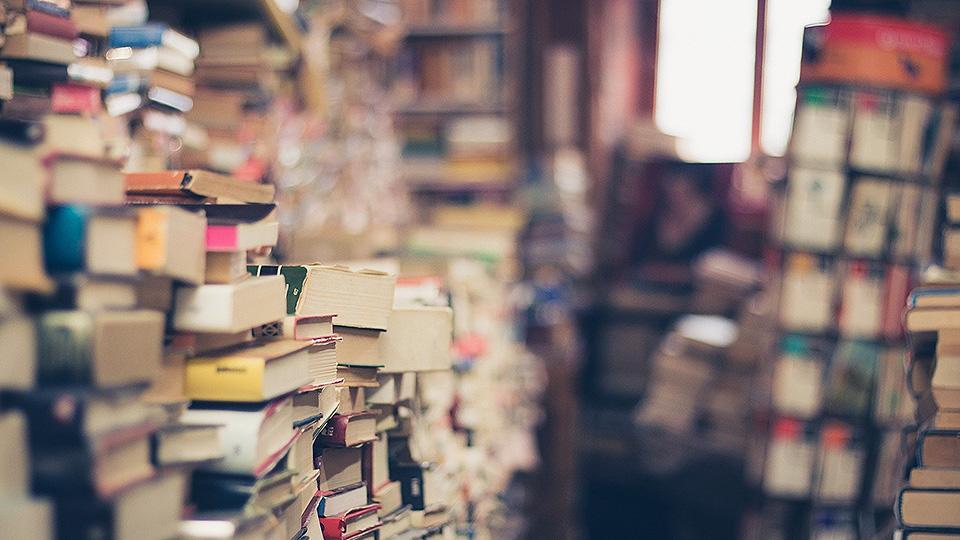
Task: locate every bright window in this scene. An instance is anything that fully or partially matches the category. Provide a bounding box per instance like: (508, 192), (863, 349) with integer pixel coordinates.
(655, 0), (758, 162)
(761, 0), (832, 156)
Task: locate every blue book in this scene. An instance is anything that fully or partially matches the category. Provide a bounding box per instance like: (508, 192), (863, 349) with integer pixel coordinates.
(44, 205), (88, 273)
(106, 73), (145, 95)
(109, 24), (199, 60)
(26, 0), (69, 19)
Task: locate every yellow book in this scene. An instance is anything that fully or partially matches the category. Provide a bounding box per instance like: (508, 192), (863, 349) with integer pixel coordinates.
(185, 339), (312, 402)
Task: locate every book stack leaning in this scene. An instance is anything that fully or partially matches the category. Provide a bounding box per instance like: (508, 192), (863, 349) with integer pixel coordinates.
(899, 194), (960, 538)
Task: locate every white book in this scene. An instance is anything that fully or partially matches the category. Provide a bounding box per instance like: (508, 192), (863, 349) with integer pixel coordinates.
(763, 427), (815, 497)
(790, 90), (850, 167)
(108, 45), (195, 76)
(282, 264), (395, 330)
(173, 275), (285, 333)
(849, 92), (899, 172)
(181, 397), (294, 477)
(815, 439), (864, 502)
(772, 353), (823, 418)
(838, 265), (883, 338)
(783, 168), (846, 252)
(779, 255), (835, 332)
(379, 306), (453, 373)
(898, 95), (933, 174)
(366, 374), (399, 405)
(843, 177), (893, 257)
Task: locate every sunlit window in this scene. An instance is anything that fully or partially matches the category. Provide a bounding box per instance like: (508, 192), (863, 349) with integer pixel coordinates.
(761, 0), (832, 156)
(655, 0), (757, 163)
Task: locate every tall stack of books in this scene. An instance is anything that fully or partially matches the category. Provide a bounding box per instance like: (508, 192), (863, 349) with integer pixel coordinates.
(106, 20), (199, 170)
(744, 14), (956, 540)
(180, 22), (297, 182)
(897, 195), (960, 536)
(0, 2), (195, 537)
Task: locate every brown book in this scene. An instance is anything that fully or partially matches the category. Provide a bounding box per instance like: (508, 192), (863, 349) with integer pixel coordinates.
(919, 429), (960, 468)
(317, 412), (376, 447)
(186, 90), (245, 131)
(337, 365), (380, 388)
(910, 467), (960, 489)
(897, 488), (960, 529)
(0, 33), (76, 64)
(124, 170), (275, 204)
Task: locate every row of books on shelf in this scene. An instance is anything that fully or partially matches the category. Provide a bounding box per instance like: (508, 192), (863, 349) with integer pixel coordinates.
(789, 85), (956, 178)
(770, 337), (912, 424)
(752, 417), (892, 506)
(772, 170), (939, 259)
(776, 254), (914, 338)
(393, 38), (502, 109)
(398, 115), (514, 185)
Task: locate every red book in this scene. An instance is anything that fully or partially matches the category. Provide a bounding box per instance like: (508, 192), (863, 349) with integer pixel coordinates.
(50, 83), (101, 114)
(26, 10), (79, 40)
(317, 412), (376, 448)
(318, 504), (381, 540)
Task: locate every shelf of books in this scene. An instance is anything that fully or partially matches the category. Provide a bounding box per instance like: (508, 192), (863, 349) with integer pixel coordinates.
(393, 0), (518, 201)
(742, 14), (958, 539)
(0, 1), (540, 539)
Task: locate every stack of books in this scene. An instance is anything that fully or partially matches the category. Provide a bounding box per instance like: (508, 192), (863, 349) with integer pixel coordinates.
(897, 195), (960, 536)
(105, 20), (199, 170)
(181, 22), (297, 182)
(0, 3), (192, 537)
(0, 294), (52, 537)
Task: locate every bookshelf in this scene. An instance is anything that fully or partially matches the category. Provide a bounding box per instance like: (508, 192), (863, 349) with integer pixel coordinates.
(743, 13), (957, 540)
(393, 0), (520, 209)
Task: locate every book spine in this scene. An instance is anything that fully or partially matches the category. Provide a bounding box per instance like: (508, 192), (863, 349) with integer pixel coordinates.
(50, 83), (101, 114)
(26, 9), (78, 39)
(317, 415), (349, 447)
(108, 23), (165, 49)
(205, 224), (239, 251)
(43, 205), (89, 273)
(35, 311), (96, 386)
(317, 516), (346, 540)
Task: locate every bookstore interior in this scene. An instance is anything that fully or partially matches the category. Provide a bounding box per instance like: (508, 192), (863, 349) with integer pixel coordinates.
(4, 0), (960, 539)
